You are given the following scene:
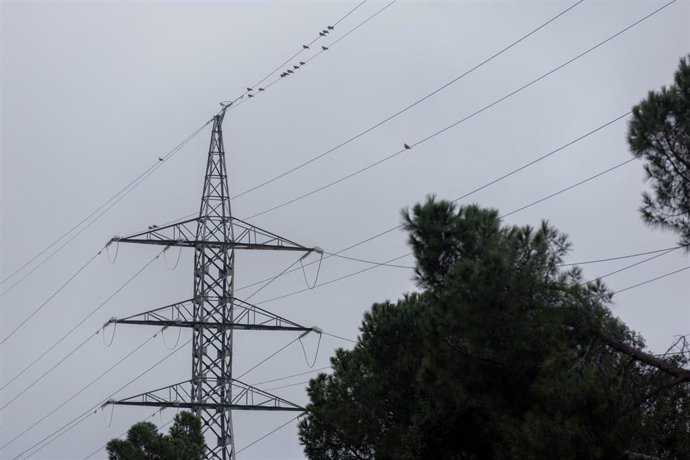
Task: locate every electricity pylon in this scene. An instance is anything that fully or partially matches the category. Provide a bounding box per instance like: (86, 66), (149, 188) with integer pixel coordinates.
(104, 108), (320, 460)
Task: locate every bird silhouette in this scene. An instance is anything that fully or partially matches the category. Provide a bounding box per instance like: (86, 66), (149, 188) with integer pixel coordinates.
(404, 144), (411, 150)
(258, 88), (265, 91)
(302, 44), (309, 49)
(287, 69), (294, 74)
(322, 46), (329, 51)
(158, 157), (164, 161)
(322, 29), (329, 34)
(319, 32), (325, 37)
(246, 87), (253, 91)
(293, 65), (299, 69)
(299, 61), (306, 65)
(248, 94), (254, 98)
(327, 25), (334, 30)
(152, 225), (158, 229)
(280, 73), (287, 77)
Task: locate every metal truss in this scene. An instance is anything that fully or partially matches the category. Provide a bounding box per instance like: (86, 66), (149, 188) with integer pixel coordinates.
(109, 216), (311, 252)
(105, 379), (304, 412)
(106, 296), (315, 332)
(105, 109), (318, 460)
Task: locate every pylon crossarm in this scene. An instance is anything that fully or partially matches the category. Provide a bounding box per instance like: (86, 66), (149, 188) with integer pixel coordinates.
(105, 379), (304, 412)
(230, 378), (305, 411)
(230, 217), (313, 252)
(110, 216), (320, 252)
(232, 297), (312, 331)
(110, 218), (199, 248)
(106, 296), (314, 332)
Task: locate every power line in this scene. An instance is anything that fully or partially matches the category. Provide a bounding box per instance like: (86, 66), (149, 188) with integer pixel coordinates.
(10, 337), (192, 460)
(500, 158), (635, 219)
(585, 247), (682, 284)
(244, 0), (675, 220)
(0, 120), (211, 293)
(614, 266), (690, 295)
(232, 0), (584, 198)
(235, 414), (304, 456)
(234, 111), (630, 294)
(322, 331), (357, 344)
(1, 248), (167, 393)
(236, 336), (303, 380)
(253, 156), (645, 306)
(1, 328), (164, 451)
(0, 247), (104, 346)
(263, 380), (312, 392)
(15, 408), (96, 460)
(252, 366), (332, 386)
(228, 0), (398, 113)
(324, 251), (414, 269)
(220, 0), (369, 109)
(560, 245), (686, 266)
(81, 408), (167, 460)
(0, 331), (98, 413)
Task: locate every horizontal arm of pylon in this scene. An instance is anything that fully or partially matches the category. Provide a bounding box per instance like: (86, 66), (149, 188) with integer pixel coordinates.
(104, 379), (305, 412)
(110, 216), (319, 252)
(106, 297), (315, 332)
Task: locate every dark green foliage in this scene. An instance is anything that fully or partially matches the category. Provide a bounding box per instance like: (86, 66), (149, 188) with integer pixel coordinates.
(299, 199), (690, 459)
(628, 55), (690, 247)
(107, 411), (204, 460)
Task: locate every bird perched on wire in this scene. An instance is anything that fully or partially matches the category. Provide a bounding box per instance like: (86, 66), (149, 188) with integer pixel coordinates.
(158, 157), (164, 161)
(293, 65), (300, 69)
(246, 87), (253, 91)
(404, 144), (411, 150)
(322, 29), (329, 34)
(322, 46), (329, 51)
(327, 25), (334, 30)
(319, 32), (325, 37)
(302, 44), (309, 49)
(287, 69), (294, 74)
(248, 94), (254, 98)
(258, 88), (265, 91)
(299, 61), (306, 65)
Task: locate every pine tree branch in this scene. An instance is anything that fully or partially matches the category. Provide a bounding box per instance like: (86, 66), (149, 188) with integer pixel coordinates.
(591, 327), (690, 382)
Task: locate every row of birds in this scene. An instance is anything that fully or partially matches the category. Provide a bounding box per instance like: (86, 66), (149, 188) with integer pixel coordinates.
(217, 25), (336, 108)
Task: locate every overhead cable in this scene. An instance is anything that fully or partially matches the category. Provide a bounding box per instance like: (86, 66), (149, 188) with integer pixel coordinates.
(232, 0), (585, 198)
(245, 0), (676, 220)
(560, 245), (687, 266)
(227, 0), (398, 112)
(254, 157), (643, 306)
(10, 337), (192, 460)
(614, 266), (690, 295)
(220, 0), (369, 109)
(1, 247), (167, 393)
(0, 248), (104, 346)
(234, 111), (630, 293)
(235, 414), (304, 456)
(585, 247), (682, 285)
(0, 120), (211, 294)
(1, 328), (164, 450)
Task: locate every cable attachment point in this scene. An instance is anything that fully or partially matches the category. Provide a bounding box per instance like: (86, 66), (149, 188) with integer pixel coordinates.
(299, 248), (324, 289)
(102, 320), (118, 347)
(298, 328), (323, 368)
(105, 239), (120, 264)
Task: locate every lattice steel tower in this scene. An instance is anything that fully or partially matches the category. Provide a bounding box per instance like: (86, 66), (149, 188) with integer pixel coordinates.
(104, 108), (319, 459)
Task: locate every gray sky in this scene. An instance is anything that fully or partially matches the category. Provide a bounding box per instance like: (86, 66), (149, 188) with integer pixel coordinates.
(1, 0), (689, 458)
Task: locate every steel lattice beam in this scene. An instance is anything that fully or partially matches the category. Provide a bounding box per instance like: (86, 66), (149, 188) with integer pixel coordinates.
(106, 296), (316, 332)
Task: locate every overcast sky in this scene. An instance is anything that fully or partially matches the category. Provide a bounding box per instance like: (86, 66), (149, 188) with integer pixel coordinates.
(1, 0), (689, 459)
